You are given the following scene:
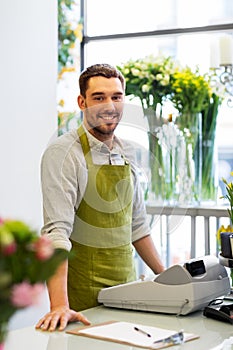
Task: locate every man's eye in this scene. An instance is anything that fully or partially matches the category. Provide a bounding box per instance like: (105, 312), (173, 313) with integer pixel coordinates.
(113, 96), (123, 101)
(94, 96), (104, 101)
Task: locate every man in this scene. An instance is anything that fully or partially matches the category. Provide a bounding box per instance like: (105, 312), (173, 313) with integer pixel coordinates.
(36, 64), (164, 332)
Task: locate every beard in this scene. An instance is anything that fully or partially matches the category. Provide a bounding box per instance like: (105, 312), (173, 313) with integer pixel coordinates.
(84, 104), (123, 137)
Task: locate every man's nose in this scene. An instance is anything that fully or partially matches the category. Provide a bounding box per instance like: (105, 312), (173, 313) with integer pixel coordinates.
(102, 100), (116, 112)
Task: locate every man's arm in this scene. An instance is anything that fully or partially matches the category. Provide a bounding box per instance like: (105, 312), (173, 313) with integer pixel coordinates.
(35, 260), (90, 331)
(133, 235), (165, 274)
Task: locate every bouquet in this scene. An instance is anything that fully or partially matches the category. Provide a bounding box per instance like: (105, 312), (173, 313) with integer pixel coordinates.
(170, 66), (211, 116)
(0, 218), (69, 345)
(117, 55), (177, 201)
(117, 55), (176, 118)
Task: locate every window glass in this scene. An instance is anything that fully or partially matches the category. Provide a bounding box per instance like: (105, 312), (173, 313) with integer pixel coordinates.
(86, 0), (233, 36)
(84, 30), (233, 161)
(84, 32), (233, 73)
(84, 36), (176, 67)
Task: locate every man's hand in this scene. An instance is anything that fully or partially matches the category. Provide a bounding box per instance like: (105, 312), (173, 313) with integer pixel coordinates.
(35, 306), (91, 332)
(35, 260), (90, 331)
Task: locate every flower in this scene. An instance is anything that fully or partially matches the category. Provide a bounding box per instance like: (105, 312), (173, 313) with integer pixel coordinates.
(11, 282), (44, 308)
(34, 235), (54, 260)
(216, 224), (232, 251)
(170, 66), (211, 116)
(117, 55), (177, 112)
(0, 219), (69, 343)
(220, 172), (233, 226)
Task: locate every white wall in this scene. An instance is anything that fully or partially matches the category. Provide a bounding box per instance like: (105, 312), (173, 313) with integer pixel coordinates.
(0, 0), (58, 231)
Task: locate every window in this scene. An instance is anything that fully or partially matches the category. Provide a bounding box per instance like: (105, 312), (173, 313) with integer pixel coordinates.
(81, 0), (233, 177)
(59, 0), (233, 266)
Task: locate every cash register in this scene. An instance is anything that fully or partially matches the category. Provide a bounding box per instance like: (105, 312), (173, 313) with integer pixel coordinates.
(98, 255), (230, 315)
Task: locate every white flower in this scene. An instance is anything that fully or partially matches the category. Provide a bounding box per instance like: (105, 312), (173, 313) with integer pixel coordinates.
(131, 68), (140, 76)
(161, 74), (170, 85)
(155, 73), (163, 81)
(142, 84), (150, 93)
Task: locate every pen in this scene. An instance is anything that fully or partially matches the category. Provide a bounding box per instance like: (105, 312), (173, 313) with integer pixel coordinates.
(134, 326), (151, 338)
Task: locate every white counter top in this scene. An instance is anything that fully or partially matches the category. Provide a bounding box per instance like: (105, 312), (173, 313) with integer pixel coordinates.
(4, 305), (233, 350)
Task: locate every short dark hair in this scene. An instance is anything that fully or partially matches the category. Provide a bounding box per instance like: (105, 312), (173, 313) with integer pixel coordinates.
(79, 63), (125, 97)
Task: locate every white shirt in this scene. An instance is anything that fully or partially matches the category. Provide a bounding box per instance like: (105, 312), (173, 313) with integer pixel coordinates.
(40, 126), (151, 251)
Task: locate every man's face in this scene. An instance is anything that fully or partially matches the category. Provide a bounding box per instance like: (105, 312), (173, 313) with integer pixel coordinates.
(78, 76), (125, 140)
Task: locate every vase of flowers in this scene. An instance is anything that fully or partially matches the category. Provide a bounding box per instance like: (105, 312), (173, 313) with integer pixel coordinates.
(118, 56), (223, 205)
(170, 66), (211, 204)
(201, 94), (219, 204)
(201, 67), (226, 204)
(117, 55), (178, 203)
(0, 218), (68, 347)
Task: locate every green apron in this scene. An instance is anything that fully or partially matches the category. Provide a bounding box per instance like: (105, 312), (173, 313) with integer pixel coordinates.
(68, 125), (136, 311)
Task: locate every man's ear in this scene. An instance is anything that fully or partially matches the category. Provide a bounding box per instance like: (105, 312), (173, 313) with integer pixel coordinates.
(77, 95), (85, 110)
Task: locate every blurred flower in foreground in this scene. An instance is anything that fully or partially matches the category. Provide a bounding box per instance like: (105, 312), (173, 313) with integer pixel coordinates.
(0, 218), (69, 345)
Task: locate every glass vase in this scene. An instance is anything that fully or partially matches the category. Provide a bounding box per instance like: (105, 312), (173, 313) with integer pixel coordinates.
(145, 107), (183, 204)
(143, 107), (165, 203)
(147, 130), (166, 203)
(175, 112), (202, 205)
(201, 133), (218, 204)
(144, 108), (202, 205)
(201, 93), (220, 204)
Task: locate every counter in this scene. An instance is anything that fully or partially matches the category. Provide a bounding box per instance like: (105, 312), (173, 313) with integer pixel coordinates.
(4, 305), (233, 349)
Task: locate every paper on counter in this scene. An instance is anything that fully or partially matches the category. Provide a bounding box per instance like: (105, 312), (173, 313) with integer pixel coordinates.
(67, 321), (199, 349)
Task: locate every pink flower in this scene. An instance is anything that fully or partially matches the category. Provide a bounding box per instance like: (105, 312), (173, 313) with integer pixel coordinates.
(0, 229), (17, 255)
(2, 241), (17, 255)
(34, 235), (54, 261)
(11, 282), (44, 308)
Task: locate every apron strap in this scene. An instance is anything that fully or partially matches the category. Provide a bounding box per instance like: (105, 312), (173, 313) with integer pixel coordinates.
(77, 124), (130, 166)
(77, 124), (93, 166)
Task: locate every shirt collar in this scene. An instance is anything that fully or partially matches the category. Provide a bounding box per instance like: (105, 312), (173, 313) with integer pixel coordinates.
(82, 123), (123, 154)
